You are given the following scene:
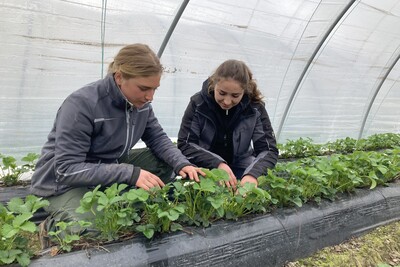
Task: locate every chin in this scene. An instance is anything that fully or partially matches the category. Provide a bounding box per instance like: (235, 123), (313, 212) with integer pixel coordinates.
(135, 102), (148, 109)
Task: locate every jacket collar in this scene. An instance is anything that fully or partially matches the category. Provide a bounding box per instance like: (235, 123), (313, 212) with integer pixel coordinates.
(105, 73), (126, 109)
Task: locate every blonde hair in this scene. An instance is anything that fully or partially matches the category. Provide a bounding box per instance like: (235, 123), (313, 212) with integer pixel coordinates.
(208, 59), (263, 103)
(107, 43), (162, 79)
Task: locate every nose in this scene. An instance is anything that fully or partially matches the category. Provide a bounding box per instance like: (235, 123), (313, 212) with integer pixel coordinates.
(145, 89), (155, 102)
(223, 97), (232, 106)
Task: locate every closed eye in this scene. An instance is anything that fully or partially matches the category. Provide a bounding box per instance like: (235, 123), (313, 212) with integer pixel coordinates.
(139, 86), (157, 91)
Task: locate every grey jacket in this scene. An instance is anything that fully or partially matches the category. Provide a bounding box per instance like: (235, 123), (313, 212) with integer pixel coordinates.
(31, 74), (192, 197)
(178, 79), (279, 179)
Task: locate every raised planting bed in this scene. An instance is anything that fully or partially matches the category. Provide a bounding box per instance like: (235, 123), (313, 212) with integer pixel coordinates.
(28, 181), (400, 267)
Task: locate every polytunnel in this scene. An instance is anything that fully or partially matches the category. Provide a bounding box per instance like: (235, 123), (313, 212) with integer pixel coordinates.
(1, 0), (400, 267)
(1, 0), (400, 158)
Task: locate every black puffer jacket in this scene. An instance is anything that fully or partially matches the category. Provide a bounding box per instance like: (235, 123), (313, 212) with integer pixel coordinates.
(178, 79), (279, 179)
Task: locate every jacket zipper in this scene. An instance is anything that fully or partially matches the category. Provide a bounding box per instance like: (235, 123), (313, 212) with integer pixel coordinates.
(118, 103), (131, 158)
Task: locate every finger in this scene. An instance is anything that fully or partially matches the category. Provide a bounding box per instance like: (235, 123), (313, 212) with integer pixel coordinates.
(197, 168), (206, 176)
(137, 181), (150, 191)
(178, 170), (188, 179)
(186, 170), (198, 182)
(156, 176), (165, 187)
(150, 175), (165, 187)
(231, 177), (237, 185)
(192, 171), (200, 182)
(230, 180), (237, 190)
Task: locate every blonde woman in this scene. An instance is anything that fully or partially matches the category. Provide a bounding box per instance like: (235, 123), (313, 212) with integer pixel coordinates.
(31, 44), (204, 247)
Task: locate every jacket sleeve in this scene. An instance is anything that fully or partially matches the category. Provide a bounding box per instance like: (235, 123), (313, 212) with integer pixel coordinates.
(141, 105), (194, 173)
(243, 104), (279, 178)
(54, 93), (137, 188)
(177, 97), (225, 169)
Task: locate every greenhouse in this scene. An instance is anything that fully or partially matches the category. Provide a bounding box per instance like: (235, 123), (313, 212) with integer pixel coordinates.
(1, 0), (400, 266)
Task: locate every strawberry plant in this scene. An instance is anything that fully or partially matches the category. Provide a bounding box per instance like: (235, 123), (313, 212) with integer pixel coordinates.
(173, 168), (230, 227)
(76, 183), (143, 241)
(137, 184), (185, 238)
(0, 153), (39, 186)
(0, 195), (49, 266)
(223, 182), (272, 220)
(48, 220), (92, 252)
(258, 167), (303, 207)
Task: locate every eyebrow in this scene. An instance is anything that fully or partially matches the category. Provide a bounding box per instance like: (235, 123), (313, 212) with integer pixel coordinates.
(219, 89), (241, 96)
(138, 85), (157, 90)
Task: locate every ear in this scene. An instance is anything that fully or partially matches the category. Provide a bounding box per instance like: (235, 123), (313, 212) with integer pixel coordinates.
(114, 72), (122, 85)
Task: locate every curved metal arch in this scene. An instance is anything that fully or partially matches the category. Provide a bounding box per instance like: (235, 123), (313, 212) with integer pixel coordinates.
(276, 0), (356, 140)
(157, 0), (190, 58)
(358, 50), (400, 139)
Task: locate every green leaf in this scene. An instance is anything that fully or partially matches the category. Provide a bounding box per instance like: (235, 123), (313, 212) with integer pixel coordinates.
(117, 212), (127, 218)
(117, 183), (129, 192)
(369, 177), (377, 190)
(125, 188), (149, 202)
(174, 205), (185, 213)
(169, 210), (181, 221)
(136, 224), (155, 239)
(377, 165), (388, 174)
(19, 221), (37, 233)
(16, 253), (31, 267)
(209, 169), (230, 182)
(207, 196), (224, 209)
(21, 152), (39, 163)
(2, 224), (18, 238)
(291, 197), (303, 207)
(157, 211), (169, 218)
(24, 195), (50, 213)
(216, 207), (225, 217)
(143, 228), (155, 239)
(170, 222), (183, 232)
(97, 198), (109, 211)
(13, 213), (33, 228)
(2, 156), (17, 169)
(64, 234), (80, 243)
(7, 198), (25, 213)
(172, 181), (184, 192)
(0, 249), (19, 264)
(199, 178), (216, 192)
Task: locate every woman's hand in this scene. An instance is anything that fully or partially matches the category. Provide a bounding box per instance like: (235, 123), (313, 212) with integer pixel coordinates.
(136, 169), (165, 190)
(179, 165), (206, 182)
(240, 175), (258, 187)
(218, 162), (237, 189)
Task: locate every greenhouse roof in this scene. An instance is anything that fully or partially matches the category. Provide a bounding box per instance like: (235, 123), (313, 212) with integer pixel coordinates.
(1, 0), (400, 157)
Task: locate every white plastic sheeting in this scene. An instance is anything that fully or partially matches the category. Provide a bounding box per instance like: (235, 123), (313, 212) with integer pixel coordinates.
(1, 0), (399, 158)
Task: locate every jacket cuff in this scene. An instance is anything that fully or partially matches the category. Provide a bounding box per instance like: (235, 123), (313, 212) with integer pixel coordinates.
(130, 166), (141, 186)
(212, 159), (226, 169)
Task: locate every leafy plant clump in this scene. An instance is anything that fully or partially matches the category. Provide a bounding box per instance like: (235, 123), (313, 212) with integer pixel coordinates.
(0, 153), (39, 186)
(70, 168), (273, 243)
(278, 132), (400, 159)
(0, 133), (399, 265)
(0, 195), (49, 266)
(41, 147), (400, 255)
